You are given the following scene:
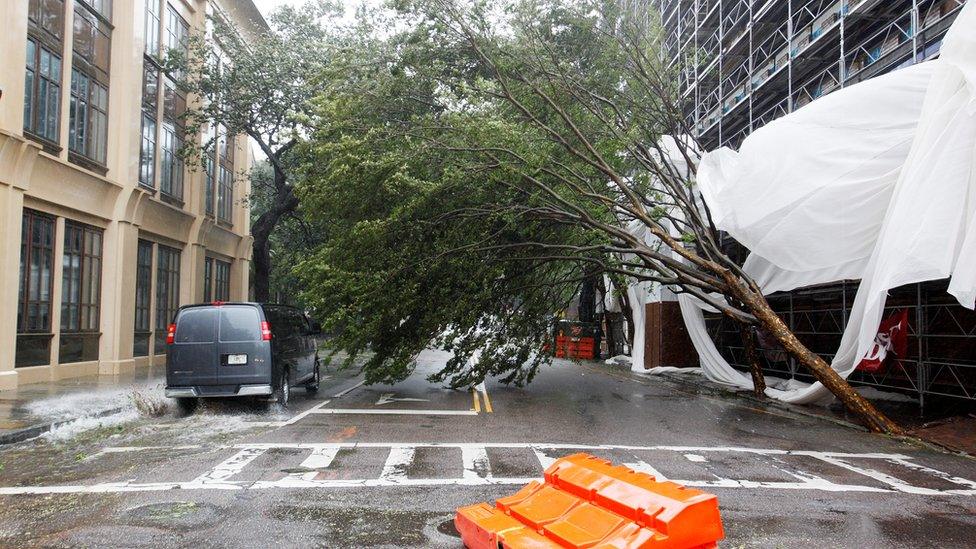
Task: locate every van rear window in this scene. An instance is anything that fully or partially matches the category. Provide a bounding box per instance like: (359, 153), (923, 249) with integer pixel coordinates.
(175, 309), (216, 343)
(219, 306), (262, 342)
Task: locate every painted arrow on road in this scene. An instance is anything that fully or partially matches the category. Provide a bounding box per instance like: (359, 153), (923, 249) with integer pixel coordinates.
(375, 393), (431, 406)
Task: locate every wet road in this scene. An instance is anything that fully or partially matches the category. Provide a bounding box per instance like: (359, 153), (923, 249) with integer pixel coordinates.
(1, 349), (975, 547)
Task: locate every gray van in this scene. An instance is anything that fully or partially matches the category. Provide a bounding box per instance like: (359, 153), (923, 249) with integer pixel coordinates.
(164, 303), (322, 412)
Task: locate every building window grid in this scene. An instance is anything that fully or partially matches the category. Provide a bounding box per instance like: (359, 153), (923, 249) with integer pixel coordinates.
(204, 124), (217, 216)
(134, 240), (153, 356)
(18, 211), (56, 335)
(144, 0), (160, 56)
(154, 245), (181, 354)
(59, 222), (103, 364)
(60, 222), (102, 334)
(160, 77), (186, 201)
(68, 2), (111, 167)
(139, 64), (159, 189)
(24, 0), (65, 146)
(16, 210), (56, 367)
(217, 128), (234, 223)
(214, 260), (231, 302)
(203, 256), (214, 303)
(164, 5), (190, 65)
(143, 3), (190, 199)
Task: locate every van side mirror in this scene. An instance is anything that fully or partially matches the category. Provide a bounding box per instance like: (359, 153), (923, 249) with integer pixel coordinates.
(310, 321), (323, 335)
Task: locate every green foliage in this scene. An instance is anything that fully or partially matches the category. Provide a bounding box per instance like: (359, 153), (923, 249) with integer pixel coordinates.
(295, 0), (671, 387)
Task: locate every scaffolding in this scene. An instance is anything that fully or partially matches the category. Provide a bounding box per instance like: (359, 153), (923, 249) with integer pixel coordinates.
(647, 0), (975, 409)
(654, 0), (968, 150)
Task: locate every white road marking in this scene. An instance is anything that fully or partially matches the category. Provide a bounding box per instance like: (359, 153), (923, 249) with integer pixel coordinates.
(375, 393), (430, 405)
(332, 380), (365, 398)
(532, 447), (557, 470)
(310, 408), (478, 416)
(279, 447), (341, 484)
(624, 460), (668, 481)
(380, 446), (416, 483)
(805, 452), (943, 496)
(281, 399), (332, 426)
(461, 446), (491, 481)
(684, 453), (707, 463)
(187, 447), (267, 488)
(4, 443), (973, 496)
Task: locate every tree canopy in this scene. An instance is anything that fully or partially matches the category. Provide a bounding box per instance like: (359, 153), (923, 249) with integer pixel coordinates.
(293, 0), (900, 433)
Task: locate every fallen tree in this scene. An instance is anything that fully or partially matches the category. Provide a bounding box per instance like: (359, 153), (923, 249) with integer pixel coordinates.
(298, 0), (902, 434)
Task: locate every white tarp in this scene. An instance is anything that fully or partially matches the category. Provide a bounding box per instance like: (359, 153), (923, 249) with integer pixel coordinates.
(681, 2), (976, 404)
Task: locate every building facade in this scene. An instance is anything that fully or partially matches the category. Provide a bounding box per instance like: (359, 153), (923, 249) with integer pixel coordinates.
(0, 0), (265, 391)
(652, 0), (974, 411)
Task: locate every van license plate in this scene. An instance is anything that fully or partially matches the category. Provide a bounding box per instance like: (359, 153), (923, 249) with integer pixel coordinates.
(227, 354), (247, 365)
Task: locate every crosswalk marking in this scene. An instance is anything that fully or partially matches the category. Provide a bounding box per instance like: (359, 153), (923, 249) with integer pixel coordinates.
(380, 446), (416, 483)
(187, 447), (268, 488)
(311, 408), (479, 416)
(3, 443), (975, 496)
(461, 446), (491, 481)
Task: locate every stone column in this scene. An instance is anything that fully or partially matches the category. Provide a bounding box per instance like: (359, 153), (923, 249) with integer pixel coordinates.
(184, 242), (207, 305)
(97, 219), (139, 375)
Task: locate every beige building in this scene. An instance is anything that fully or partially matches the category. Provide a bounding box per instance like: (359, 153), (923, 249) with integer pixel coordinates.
(0, 0), (266, 391)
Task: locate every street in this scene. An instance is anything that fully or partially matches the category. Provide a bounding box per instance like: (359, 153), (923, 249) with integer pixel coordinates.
(0, 350), (973, 547)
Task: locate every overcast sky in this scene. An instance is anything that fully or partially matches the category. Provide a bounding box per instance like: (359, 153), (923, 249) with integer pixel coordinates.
(251, 0), (381, 21)
(251, 0), (307, 17)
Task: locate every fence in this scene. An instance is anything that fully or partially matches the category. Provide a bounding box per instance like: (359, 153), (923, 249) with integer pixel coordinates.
(705, 279), (976, 414)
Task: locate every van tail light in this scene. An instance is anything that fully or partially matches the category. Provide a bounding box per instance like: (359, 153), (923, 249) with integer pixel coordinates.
(261, 321), (272, 341)
(166, 323), (177, 345)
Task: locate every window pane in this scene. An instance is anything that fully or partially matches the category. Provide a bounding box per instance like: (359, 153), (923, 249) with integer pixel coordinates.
(59, 332), (100, 363)
(142, 65), (158, 109)
(73, 9), (94, 62)
(140, 115), (157, 187)
(16, 334), (53, 368)
(176, 308), (216, 343)
(219, 306), (261, 342)
(145, 0), (160, 55)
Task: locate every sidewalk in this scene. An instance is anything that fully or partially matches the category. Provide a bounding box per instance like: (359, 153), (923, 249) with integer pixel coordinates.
(0, 365), (165, 444)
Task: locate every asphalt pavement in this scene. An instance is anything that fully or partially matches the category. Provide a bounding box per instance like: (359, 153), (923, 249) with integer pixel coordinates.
(0, 349), (974, 548)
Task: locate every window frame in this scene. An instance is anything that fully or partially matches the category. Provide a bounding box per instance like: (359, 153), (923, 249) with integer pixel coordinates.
(24, 0), (65, 150)
(159, 76), (186, 202)
(134, 239), (154, 356)
(154, 245), (181, 354)
(16, 210), (57, 368)
(60, 221), (103, 334)
(216, 128), (234, 223)
(203, 256), (214, 303)
(139, 62), (159, 189)
(18, 210), (56, 336)
(68, 1), (112, 170)
(214, 259), (231, 302)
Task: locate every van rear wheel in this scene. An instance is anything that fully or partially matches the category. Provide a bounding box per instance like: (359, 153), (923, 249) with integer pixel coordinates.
(272, 369), (290, 408)
(175, 397), (198, 416)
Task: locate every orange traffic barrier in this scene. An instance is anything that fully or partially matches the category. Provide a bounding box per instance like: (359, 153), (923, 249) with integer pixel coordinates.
(455, 453), (723, 549)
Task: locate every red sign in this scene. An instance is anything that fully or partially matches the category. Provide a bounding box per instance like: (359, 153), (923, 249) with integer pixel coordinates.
(856, 309), (909, 374)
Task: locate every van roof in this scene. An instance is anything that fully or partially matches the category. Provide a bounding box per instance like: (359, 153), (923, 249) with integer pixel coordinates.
(177, 302), (303, 311)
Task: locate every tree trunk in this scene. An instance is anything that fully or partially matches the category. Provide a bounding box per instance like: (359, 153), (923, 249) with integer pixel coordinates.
(739, 324), (766, 398)
(252, 227), (273, 302)
(733, 281), (903, 435)
(251, 167), (299, 303)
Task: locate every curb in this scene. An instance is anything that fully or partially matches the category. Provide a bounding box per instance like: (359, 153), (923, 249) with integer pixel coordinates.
(0, 406), (127, 446)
